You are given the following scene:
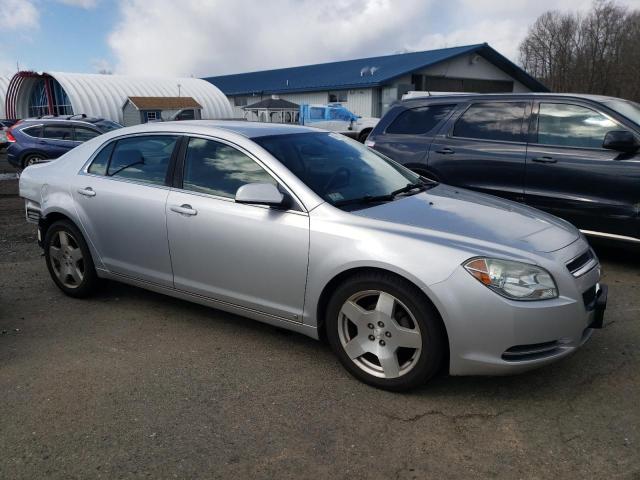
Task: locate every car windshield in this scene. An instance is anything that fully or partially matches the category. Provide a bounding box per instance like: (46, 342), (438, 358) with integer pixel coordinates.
(93, 119), (123, 132)
(254, 132), (426, 210)
(600, 98), (640, 126)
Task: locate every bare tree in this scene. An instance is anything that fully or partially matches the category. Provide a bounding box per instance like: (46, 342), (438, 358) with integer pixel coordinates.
(520, 1), (640, 101)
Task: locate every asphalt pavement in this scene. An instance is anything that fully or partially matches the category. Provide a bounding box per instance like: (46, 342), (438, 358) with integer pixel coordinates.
(0, 151), (638, 479)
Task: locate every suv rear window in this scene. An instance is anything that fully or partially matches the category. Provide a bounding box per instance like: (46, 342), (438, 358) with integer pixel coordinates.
(386, 104), (454, 135)
(453, 102), (526, 142)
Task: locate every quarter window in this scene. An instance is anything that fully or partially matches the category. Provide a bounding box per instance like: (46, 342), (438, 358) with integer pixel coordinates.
(182, 137), (276, 198)
(537, 103), (619, 148)
(43, 125), (73, 141)
(106, 135), (178, 185)
(453, 102), (526, 142)
(88, 142), (115, 176)
(74, 127), (100, 142)
(21, 126), (42, 138)
(386, 104), (454, 135)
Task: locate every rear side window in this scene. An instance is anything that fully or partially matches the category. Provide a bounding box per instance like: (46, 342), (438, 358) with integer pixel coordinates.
(386, 104), (454, 135)
(88, 142), (115, 176)
(182, 137), (276, 198)
(43, 125), (73, 141)
(106, 135), (178, 185)
(453, 102), (526, 142)
(21, 126), (42, 138)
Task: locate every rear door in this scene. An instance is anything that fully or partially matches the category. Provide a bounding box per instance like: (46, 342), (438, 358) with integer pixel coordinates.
(427, 101), (531, 202)
(73, 126), (102, 144)
(525, 101), (640, 237)
(40, 124), (76, 157)
(371, 103), (456, 171)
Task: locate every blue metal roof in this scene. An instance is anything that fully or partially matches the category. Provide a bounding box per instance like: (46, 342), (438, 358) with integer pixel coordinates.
(203, 44), (548, 96)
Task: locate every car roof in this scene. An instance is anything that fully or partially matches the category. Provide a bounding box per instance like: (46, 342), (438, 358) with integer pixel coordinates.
(170, 120), (321, 138)
(399, 92), (628, 106)
(17, 118), (106, 128)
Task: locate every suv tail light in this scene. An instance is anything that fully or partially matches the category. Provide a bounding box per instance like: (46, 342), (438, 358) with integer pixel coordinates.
(5, 130), (16, 143)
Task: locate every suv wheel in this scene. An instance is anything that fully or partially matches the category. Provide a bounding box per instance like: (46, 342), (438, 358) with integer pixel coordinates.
(326, 272), (446, 391)
(23, 153), (46, 168)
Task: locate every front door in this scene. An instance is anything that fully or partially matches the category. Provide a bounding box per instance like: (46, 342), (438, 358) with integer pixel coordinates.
(166, 136), (309, 321)
(73, 134), (180, 286)
(525, 101), (640, 237)
(427, 101), (530, 202)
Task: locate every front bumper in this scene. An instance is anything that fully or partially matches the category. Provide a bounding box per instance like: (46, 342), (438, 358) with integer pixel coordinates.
(428, 252), (605, 376)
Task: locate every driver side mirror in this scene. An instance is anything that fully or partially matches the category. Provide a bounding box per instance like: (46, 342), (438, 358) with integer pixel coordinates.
(235, 182), (289, 209)
(603, 130), (639, 153)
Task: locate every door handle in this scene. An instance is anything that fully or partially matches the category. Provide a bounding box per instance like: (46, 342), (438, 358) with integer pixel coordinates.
(170, 204), (197, 216)
(435, 147), (455, 154)
(77, 187), (96, 197)
(532, 156), (557, 164)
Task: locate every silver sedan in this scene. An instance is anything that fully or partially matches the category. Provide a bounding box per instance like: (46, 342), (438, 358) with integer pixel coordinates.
(19, 121), (607, 391)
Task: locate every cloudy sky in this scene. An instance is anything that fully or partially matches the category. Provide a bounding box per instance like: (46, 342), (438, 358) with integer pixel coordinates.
(2, 0), (640, 78)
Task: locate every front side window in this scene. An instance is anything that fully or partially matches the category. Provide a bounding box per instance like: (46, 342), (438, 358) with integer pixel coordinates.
(74, 127), (100, 142)
(105, 135), (178, 185)
(43, 125), (73, 141)
(537, 103), (619, 149)
(386, 104), (454, 135)
(453, 102), (526, 142)
(182, 138), (276, 198)
(254, 132), (420, 209)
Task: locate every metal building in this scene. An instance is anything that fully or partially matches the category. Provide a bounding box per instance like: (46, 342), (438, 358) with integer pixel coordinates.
(3, 71), (232, 122)
(0, 76), (10, 119)
(205, 43), (548, 118)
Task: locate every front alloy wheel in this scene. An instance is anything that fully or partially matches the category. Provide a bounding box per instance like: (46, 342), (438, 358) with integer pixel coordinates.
(326, 272), (446, 391)
(338, 290), (422, 379)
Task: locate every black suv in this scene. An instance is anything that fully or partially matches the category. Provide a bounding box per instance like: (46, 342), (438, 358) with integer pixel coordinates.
(367, 93), (640, 241)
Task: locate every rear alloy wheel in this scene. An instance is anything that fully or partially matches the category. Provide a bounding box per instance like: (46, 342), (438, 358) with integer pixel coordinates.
(44, 220), (98, 298)
(23, 154), (45, 168)
(326, 272), (446, 391)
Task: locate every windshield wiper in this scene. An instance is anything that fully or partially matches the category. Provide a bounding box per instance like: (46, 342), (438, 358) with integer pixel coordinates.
(333, 182), (431, 208)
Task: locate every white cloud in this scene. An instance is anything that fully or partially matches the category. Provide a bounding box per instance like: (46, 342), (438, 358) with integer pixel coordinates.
(108, 0), (433, 76)
(56, 0), (99, 8)
(107, 0), (640, 77)
(5, 0), (39, 30)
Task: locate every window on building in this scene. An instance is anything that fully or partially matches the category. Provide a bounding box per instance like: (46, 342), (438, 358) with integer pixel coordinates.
(453, 102), (526, 142)
(43, 125), (73, 141)
(328, 91), (348, 103)
(537, 103), (619, 149)
(145, 111), (160, 122)
(74, 127), (101, 142)
(386, 104), (454, 135)
(107, 135), (178, 185)
(182, 137), (276, 198)
(234, 96), (248, 107)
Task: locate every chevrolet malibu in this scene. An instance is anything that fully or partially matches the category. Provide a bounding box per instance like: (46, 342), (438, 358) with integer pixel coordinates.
(19, 121), (607, 391)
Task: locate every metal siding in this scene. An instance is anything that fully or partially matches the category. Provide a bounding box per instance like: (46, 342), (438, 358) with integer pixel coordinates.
(0, 76), (10, 118)
(122, 101), (141, 126)
(44, 72), (232, 123)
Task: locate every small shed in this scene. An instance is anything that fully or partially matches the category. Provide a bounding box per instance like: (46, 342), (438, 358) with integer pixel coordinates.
(243, 95), (299, 124)
(123, 96), (203, 126)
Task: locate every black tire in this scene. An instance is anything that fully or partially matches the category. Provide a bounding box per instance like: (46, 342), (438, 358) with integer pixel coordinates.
(326, 271), (446, 391)
(358, 129), (372, 143)
(22, 153), (46, 168)
(43, 220), (99, 298)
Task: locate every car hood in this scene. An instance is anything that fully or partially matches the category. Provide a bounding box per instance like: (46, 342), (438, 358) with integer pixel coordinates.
(352, 184), (579, 253)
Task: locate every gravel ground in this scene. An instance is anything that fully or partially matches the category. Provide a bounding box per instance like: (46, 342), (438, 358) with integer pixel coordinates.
(0, 152), (638, 479)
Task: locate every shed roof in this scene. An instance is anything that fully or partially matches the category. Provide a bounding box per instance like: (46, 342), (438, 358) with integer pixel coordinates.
(204, 44), (548, 96)
(127, 96), (202, 110)
(244, 97), (299, 110)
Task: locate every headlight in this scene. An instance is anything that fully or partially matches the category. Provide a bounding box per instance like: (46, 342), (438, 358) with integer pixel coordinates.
(464, 258), (558, 301)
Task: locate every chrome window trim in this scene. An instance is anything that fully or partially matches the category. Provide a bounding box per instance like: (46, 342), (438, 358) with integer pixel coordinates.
(78, 131), (309, 213)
